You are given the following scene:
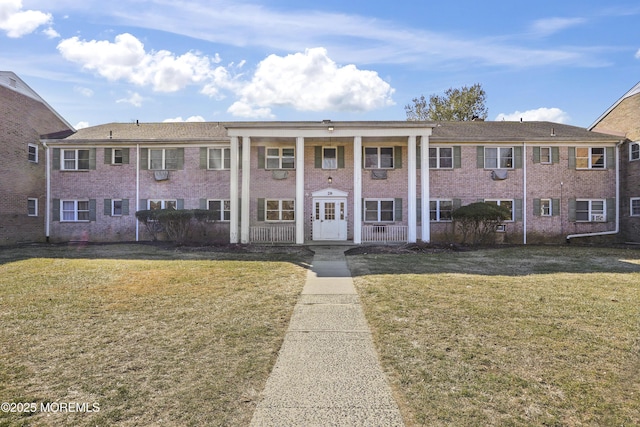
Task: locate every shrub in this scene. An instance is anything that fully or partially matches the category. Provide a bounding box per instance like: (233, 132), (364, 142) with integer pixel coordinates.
(452, 202), (511, 245)
(135, 209), (219, 244)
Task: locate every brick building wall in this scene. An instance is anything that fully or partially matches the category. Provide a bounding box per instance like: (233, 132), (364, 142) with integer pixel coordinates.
(47, 128), (620, 244)
(592, 91), (640, 242)
(0, 83), (72, 244)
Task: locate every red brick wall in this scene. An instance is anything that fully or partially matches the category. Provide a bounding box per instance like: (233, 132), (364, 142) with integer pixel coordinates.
(0, 85), (71, 244)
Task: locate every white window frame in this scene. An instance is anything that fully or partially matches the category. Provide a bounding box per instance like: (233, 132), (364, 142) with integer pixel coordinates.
(265, 199), (295, 222)
(430, 199), (453, 222)
(540, 198), (552, 217)
(364, 147), (394, 169)
(429, 147), (453, 169)
(208, 147), (231, 170)
(61, 149), (90, 171)
(484, 199), (515, 222)
(27, 198), (38, 217)
(575, 199), (606, 222)
(112, 199), (123, 216)
(322, 147), (338, 170)
(112, 149), (124, 165)
(630, 198), (640, 217)
(576, 147), (606, 170)
(148, 199), (177, 210)
(630, 142), (640, 162)
(61, 200), (90, 222)
(266, 147), (295, 169)
(364, 199), (395, 223)
(207, 199), (231, 221)
(539, 147), (552, 164)
(28, 143), (38, 163)
(149, 148), (179, 170)
(485, 147), (513, 169)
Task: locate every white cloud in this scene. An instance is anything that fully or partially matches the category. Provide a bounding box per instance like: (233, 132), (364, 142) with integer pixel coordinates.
(0, 0), (52, 38)
(42, 26), (59, 38)
(116, 91), (145, 107)
(57, 33), (221, 92)
(163, 115), (206, 122)
(226, 47), (394, 118)
(495, 108), (570, 123)
(636, 48), (640, 59)
(227, 101), (275, 119)
(75, 121), (90, 129)
(530, 17), (587, 37)
(74, 86), (94, 97)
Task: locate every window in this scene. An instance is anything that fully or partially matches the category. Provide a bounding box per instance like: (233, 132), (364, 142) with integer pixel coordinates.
(28, 198), (38, 216)
(540, 199), (552, 216)
(112, 200), (123, 216)
(148, 200), (177, 210)
(149, 149), (180, 170)
(62, 149), (90, 170)
(28, 144), (38, 163)
(575, 199), (605, 222)
(265, 199), (295, 221)
(485, 199), (514, 221)
(630, 142), (640, 161)
(266, 148), (295, 169)
(485, 147), (513, 169)
(208, 148), (230, 170)
(539, 147), (552, 164)
(208, 200), (231, 221)
(364, 147), (394, 169)
(364, 199), (395, 222)
(61, 200), (90, 222)
(631, 198), (640, 217)
(112, 149), (124, 164)
(429, 147), (453, 169)
(430, 200), (453, 221)
(576, 147), (605, 169)
(323, 147), (337, 169)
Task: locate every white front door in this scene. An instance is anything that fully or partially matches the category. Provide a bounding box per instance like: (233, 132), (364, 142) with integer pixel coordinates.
(313, 198), (347, 240)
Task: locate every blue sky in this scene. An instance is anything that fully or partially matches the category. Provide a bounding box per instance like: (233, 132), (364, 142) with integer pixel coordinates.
(2, 0), (639, 130)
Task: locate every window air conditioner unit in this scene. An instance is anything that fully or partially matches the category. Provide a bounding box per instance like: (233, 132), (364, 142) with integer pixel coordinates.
(591, 214), (605, 222)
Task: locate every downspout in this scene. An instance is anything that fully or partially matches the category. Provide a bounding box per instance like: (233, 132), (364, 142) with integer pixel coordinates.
(136, 143), (140, 241)
(566, 141), (622, 241)
(523, 141), (527, 245)
(42, 141), (50, 242)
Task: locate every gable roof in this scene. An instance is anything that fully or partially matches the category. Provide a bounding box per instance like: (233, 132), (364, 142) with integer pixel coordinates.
(430, 121), (620, 143)
(57, 120), (620, 144)
(0, 71), (74, 132)
(63, 122), (228, 142)
(588, 81), (640, 131)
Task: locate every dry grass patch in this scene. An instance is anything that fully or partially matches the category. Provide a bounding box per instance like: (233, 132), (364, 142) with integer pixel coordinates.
(350, 247), (640, 426)
(0, 244), (310, 426)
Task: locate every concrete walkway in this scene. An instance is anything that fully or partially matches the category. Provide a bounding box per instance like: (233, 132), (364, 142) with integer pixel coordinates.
(250, 246), (405, 426)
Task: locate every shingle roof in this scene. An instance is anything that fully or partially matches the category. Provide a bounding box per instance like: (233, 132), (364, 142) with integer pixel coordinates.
(58, 120), (621, 143)
(64, 122), (228, 141)
(429, 121), (620, 142)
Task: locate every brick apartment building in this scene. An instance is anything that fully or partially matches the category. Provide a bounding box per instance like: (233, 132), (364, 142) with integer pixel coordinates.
(590, 81), (640, 243)
(3, 71), (638, 246)
(43, 120), (623, 245)
(0, 72), (74, 245)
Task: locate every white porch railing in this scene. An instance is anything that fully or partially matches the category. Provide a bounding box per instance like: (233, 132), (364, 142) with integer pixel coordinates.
(361, 225), (408, 243)
(250, 226), (296, 243)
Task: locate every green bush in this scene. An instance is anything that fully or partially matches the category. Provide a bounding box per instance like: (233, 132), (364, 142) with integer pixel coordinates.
(452, 202), (511, 245)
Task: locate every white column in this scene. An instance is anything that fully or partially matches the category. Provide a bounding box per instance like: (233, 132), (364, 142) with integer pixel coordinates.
(295, 136), (305, 244)
(230, 136), (239, 244)
(353, 136), (362, 244)
(420, 135), (430, 242)
(240, 137), (251, 244)
(407, 135), (417, 243)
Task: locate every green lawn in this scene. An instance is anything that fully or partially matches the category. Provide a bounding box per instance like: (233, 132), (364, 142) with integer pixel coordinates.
(0, 244), (310, 426)
(349, 246), (640, 427)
